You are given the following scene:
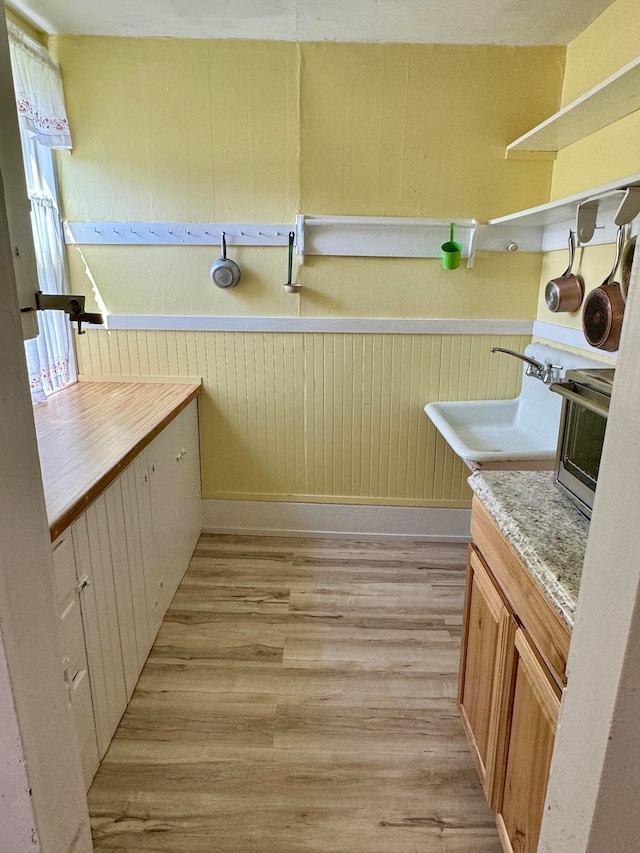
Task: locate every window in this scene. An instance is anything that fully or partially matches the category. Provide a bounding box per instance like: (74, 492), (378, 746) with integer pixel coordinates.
(8, 20), (75, 403)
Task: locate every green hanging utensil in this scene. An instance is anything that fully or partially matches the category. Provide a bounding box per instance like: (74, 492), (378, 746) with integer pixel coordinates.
(441, 222), (462, 270)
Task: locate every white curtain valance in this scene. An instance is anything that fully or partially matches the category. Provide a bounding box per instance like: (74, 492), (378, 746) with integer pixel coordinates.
(7, 20), (72, 150)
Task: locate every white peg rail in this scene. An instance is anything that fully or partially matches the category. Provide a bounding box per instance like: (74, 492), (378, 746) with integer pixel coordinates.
(64, 222), (293, 247)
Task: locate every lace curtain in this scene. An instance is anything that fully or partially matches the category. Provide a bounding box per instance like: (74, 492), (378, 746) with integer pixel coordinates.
(8, 21), (71, 150)
(8, 21), (75, 403)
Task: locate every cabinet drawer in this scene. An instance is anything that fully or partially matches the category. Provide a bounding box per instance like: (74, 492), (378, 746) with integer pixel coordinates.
(471, 497), (570, 688)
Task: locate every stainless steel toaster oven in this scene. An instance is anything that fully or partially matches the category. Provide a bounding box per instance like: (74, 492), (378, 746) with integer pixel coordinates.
(550, 368), (615, 519)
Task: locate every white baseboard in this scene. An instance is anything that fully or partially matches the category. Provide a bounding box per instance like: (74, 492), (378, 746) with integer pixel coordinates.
(201, 499), (471, 542)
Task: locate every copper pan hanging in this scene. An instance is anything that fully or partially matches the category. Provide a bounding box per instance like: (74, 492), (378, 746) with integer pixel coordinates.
(582, 225), (626, 352)
(545, 230), (584, 313)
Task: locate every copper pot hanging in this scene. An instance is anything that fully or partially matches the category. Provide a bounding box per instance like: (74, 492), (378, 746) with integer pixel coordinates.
(545, 230), (584, 313)
(582, 225), (626, 352)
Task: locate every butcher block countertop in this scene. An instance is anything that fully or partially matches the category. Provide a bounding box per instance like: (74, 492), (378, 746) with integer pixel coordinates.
(34, 381), (201, 541)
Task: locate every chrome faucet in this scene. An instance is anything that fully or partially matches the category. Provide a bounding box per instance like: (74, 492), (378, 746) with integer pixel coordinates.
(490, 347), (562, 385)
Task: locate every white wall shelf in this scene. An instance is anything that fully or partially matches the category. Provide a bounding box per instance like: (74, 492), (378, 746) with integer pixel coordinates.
(63, 178), (640, 263)
(507, 55), (640, 157)
(65, 216), (481, 267)
(296, 214), (478, 266)
(487, 172), (640, 252)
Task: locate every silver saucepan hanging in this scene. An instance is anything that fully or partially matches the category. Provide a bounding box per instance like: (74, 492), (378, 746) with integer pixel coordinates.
(209, 232), (241, 289)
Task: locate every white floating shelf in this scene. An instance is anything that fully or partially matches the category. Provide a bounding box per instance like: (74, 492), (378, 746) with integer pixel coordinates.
(507, 55), (640, 156)
(487, 172), (640, 252)
(297, 215), (478, 265)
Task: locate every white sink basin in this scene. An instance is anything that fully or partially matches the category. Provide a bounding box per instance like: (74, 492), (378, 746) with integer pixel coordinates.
(424, 343), (603, 470)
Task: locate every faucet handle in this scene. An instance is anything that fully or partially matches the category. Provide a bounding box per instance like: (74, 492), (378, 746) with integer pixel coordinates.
(543, 363), (564, 384)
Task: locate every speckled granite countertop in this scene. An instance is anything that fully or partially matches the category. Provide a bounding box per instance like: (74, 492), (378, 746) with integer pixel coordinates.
(468, 470), (590, 629)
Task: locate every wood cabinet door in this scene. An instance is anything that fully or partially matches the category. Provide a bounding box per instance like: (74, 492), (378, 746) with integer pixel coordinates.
(496, 628), (561, 853)
(459, 546), (516, 807)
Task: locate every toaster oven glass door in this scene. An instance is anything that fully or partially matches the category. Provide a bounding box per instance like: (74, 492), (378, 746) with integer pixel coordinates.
(561, 401), (608, 491)
(555, 384), (610, 517)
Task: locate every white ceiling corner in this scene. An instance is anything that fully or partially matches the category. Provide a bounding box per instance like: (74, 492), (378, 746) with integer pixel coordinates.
(7, 0), (618, 46)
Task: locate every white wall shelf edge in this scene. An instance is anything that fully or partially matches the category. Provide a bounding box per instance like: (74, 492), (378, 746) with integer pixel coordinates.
(99, 315), (534, 336)
(297, 215), (479, 265)
(507, 54), (640, 155)
(488, 172), (640, 252)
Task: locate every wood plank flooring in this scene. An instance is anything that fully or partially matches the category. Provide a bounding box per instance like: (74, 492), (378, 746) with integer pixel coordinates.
(88, 534), (502, 852)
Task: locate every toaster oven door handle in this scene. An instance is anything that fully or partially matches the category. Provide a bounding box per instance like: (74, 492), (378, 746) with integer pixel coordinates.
(549, 381), (610, 417)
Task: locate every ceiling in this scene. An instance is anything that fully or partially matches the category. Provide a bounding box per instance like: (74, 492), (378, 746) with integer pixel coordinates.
(8, 0), (617, 46)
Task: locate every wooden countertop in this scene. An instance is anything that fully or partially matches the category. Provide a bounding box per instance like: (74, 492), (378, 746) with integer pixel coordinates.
(35, 381), (201, 541)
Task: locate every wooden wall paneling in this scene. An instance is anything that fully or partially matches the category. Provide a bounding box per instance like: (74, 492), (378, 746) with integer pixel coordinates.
(75, 330), (529, 508)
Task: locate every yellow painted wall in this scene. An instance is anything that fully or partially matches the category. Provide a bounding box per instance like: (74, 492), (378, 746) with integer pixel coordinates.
(54, 38), (563, 321)
(76, 330), (528, 506)
(537, 0), (640, 345)
(52, 37), (566, 507)
(550, 0), (640, 200)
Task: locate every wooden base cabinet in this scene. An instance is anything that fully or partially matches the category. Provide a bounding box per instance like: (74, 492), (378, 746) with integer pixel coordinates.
(496, 629), (560, 853)
(460, 498), (570, 853)
(459, 547), (516, 807)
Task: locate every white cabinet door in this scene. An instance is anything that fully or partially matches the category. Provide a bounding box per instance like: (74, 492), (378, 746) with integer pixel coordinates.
(119, 459), (154, 665)
(72, 498), (128, 759)
(104, 469), (154, 701)
(148, 400), (201, 615)
(133, 450), (164, 641)
(181, 398), (203, 555)
(51, 533), (100, 789)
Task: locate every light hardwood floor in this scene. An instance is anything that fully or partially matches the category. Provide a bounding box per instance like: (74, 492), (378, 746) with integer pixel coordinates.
(88, 534), (502, 852)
